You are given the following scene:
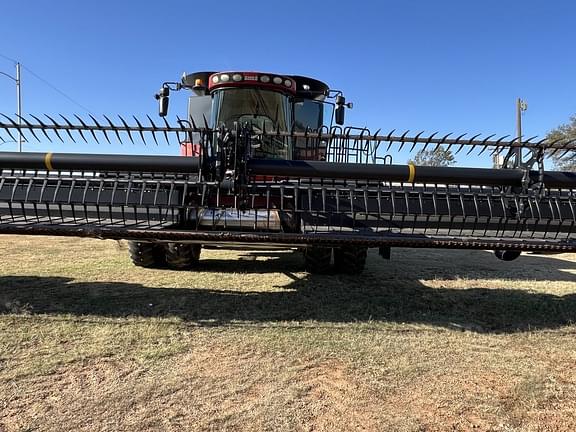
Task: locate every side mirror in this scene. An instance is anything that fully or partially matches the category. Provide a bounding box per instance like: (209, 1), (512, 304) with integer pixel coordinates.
(334, 94), (352, 126)
(155, 86), (170, 117)
(335, 105), (345, 125)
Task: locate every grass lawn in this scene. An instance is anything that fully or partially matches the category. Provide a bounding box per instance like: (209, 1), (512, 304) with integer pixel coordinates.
(0, 235), (575, 431)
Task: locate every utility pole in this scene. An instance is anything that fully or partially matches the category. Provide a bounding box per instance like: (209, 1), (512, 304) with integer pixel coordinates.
(0, 62), (23, 152)
(516, 98), (527, 166)
(16, 62), (22, 152)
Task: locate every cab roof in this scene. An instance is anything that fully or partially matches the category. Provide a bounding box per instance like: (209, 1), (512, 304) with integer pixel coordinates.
(181, 71), (329, 100)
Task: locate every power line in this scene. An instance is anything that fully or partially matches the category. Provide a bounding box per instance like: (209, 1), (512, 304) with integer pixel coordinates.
(21, 65), (95, 115)
(0, 52), (95, 115)
(0, 52), (17, 63)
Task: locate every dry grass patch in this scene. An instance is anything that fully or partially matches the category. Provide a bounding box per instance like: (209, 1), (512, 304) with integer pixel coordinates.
(0, 235), (575, 431)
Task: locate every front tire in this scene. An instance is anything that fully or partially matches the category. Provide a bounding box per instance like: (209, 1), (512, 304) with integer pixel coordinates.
(165, 243), (201, 270)
(128, 241), (166, 268)
(304, 247), (332, 274)
(494, 250), (521, 261)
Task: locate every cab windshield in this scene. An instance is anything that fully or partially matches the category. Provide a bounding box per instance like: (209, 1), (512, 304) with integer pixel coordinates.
(212, 88), (291, 159)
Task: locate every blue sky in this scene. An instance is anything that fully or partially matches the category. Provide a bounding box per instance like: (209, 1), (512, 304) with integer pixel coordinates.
(0, 0), (575, 166)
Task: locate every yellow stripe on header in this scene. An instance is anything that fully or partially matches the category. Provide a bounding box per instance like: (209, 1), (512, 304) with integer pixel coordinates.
(44, 153), (54, 171)
(407, 163), (416, 183)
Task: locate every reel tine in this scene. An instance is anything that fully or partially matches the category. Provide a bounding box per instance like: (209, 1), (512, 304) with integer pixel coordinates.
(557, 148), (572, 160)
(485, 135), (511, 157)
(398, 130), (410, 152)
(0, 114), (20, 142)
(422, 131), (439, 152)
(103, 115), (122, 144)
(118, 115), (134, 144)
(385, 129), (396, 152)
(464, 133), (482, 155)
(146, 115), (159, 145)
(446, 133), (467, 153)
(133, 116), (146, 144)
(439, 133), (453, 151)
(547, 138), (565, 148)
(477, 134), (496, 155)
(59, 115), (77, 143)
(550, 139), (572, 159)
(409, 131), (425, 153)
(162, 117), (170, 144)
(16, 114), (41, 142)
(560, 139), (576, 154)
(545, 138), (563, 156)
(89, 115), (110, 144)
(566, 142), (576, 160)
(175, 115), (186, 144)
(29, 114), (53, 143)
(489, 137), (514, 157)
(73, 114), (90, 143)
(44, 114), (65, 143)
(547, 140), (564, 157)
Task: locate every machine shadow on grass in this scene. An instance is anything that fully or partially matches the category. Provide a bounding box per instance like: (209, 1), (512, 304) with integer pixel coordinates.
(0, 250), (575, 333)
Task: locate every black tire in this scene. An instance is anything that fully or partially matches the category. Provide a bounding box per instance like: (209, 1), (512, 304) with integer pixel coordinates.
(165, 243), (201, 270)
(494, 250), (521, 261)
(128, 241), (165, 268)
(334, 246), (368, 274)
(304, 247), (332, 274)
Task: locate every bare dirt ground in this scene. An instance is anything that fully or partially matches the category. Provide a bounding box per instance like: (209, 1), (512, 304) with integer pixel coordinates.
(0, 235), (575, 431)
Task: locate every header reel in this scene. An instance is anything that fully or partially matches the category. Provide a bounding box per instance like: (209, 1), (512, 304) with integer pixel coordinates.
(0, 114), (574, 273)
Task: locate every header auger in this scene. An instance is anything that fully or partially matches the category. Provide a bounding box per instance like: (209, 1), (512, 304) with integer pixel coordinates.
(0, 70), (575, 274)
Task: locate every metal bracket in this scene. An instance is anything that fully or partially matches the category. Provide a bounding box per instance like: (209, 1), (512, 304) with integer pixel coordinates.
(502, 144), (546, 218)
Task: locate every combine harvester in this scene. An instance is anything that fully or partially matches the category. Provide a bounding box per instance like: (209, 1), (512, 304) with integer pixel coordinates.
(0, 71), (574, 274)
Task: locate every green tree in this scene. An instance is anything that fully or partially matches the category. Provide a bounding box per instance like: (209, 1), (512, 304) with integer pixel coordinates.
(546, 116), (576, 171)
(408, 145), (456, 167)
